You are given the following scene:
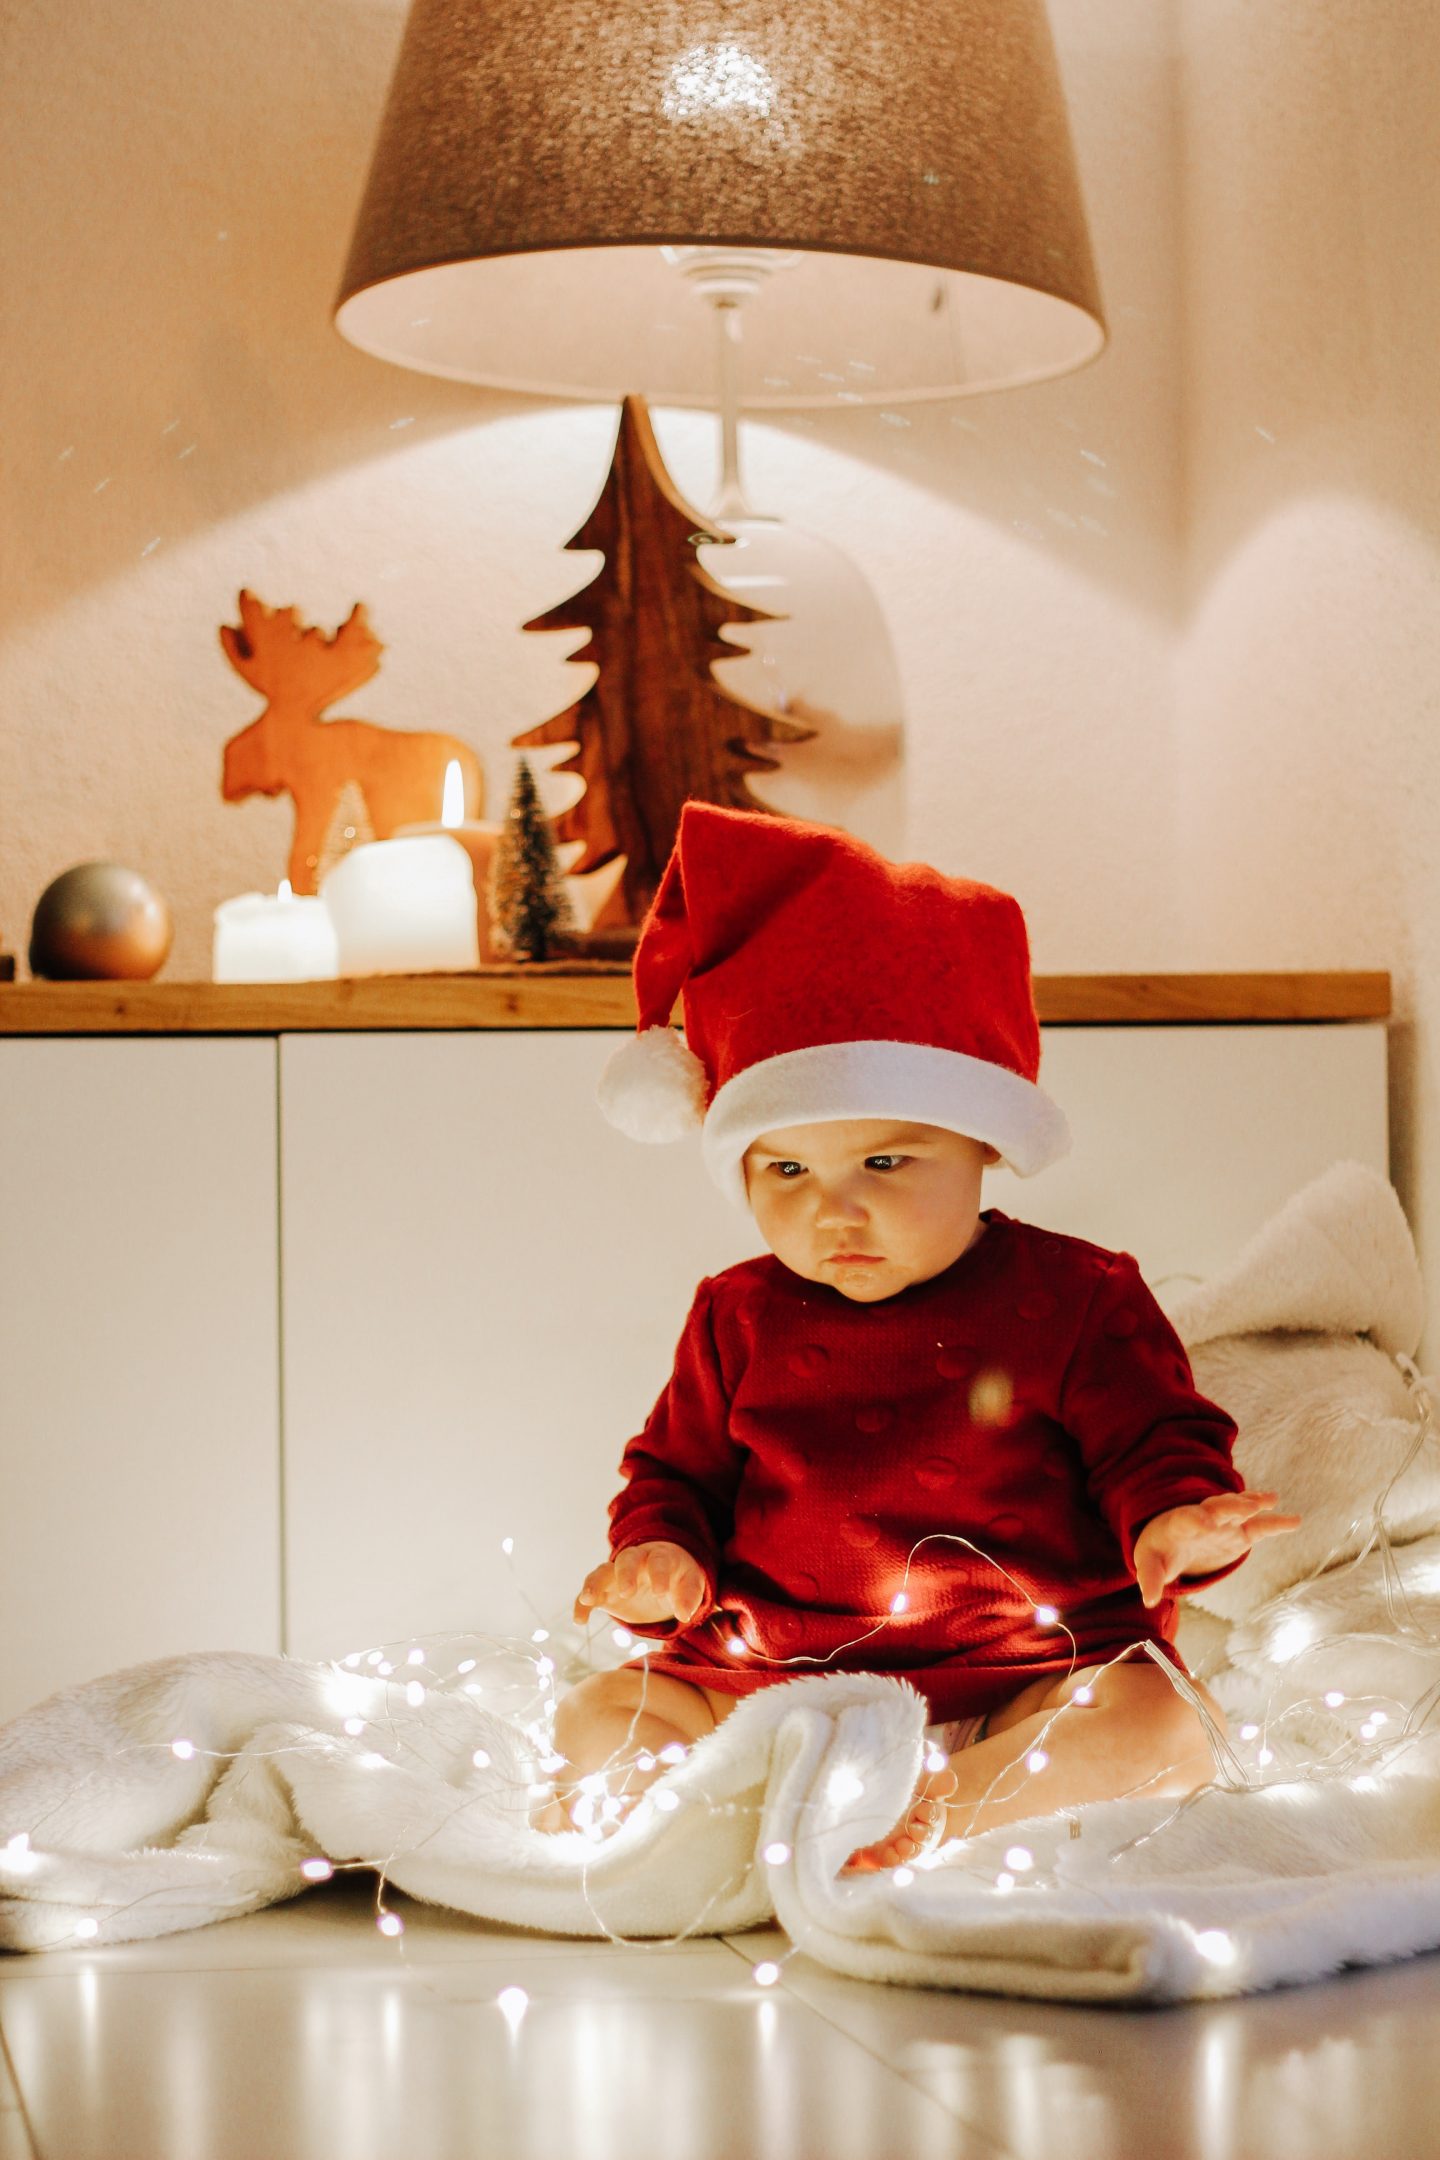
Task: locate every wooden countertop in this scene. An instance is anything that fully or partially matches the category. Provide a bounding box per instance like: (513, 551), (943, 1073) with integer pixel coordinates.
(0, 971), (1393, 1034)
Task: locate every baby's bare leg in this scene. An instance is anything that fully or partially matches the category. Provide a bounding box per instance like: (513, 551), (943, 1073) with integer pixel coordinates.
(848, 1658), (1224, 1869)
(533, 1667), (729, 1833)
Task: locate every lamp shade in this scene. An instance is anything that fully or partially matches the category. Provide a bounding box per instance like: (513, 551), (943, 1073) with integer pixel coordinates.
(335, 0), (1106, 408)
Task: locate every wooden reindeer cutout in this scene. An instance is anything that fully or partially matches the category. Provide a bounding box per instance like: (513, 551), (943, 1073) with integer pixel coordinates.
(220, 590), (485, 895)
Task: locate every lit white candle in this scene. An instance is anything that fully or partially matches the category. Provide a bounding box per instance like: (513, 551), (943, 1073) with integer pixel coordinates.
(395, 759), (502, 962)
(212, 880), (339, 983)
(320, 833), (479, 975)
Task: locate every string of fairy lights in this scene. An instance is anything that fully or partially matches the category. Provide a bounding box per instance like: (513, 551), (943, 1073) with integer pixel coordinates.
(4, 1354), (1440, 2002)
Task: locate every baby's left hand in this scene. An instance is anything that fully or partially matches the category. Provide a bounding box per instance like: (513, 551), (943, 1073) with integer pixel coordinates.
(1133, 1489), (1302, 1607)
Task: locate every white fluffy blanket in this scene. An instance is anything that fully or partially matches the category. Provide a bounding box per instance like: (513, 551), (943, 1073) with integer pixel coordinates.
(5, 1162), (1440, 2004)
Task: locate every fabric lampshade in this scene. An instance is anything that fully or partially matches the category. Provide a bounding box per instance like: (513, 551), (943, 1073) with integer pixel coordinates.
(335, 0), (1106, 407)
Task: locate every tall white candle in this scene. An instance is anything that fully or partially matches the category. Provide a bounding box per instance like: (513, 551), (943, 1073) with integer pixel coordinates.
(320, 835), (479, 975)
(396, 759), (501, 962)
(213, 882), (339, 983)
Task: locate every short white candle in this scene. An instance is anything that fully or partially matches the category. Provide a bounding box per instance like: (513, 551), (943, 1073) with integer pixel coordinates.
(213, 881), (339, 983)
(321, 835), (480, 975)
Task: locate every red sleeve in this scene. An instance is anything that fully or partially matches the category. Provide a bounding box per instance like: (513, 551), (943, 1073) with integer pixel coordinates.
(1059, 1251), (1246, 1593)
(606, 1277), (745, 1624)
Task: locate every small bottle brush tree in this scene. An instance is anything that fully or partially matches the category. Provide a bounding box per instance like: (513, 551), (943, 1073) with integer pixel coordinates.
(489, 759), (575, 962)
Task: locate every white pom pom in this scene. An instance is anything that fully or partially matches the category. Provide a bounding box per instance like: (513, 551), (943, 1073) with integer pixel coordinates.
(597, 1027), (708, 1141)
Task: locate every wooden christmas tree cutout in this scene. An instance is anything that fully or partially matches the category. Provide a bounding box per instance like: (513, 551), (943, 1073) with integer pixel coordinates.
(220, 591), (485, 896)
(514, 395), (816, 928)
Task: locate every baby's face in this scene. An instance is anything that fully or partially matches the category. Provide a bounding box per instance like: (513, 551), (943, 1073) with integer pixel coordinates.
(742, 1118), (999, 1302)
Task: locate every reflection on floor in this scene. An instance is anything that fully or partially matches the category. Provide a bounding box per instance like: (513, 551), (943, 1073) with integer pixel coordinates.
(1, 1873), (1438, 2160)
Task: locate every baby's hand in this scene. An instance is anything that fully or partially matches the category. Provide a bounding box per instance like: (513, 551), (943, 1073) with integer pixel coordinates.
(572, 1542), (710, 1628)
(1134, 1489), (1303, 1607)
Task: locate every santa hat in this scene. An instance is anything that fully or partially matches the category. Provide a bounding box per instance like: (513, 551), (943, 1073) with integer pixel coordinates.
(598, 803), (1070, 1208)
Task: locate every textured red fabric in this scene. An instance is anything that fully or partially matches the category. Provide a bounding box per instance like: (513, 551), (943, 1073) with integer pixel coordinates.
(608, 1211), (1244, 1722)
(631, 802), (1041, 1101)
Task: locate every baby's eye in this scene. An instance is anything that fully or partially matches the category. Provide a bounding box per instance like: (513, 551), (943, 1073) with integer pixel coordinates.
(767, 1160), (806, 1179)
(865, 1155), (909, 1172)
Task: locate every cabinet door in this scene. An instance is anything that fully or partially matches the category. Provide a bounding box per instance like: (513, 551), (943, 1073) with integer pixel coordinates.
(279, 1032), (762, 1660)
(0, 1040), (281, 1723)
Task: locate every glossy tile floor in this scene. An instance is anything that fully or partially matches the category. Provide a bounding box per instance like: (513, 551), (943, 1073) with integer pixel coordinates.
(2, 1874), (1438, 2160)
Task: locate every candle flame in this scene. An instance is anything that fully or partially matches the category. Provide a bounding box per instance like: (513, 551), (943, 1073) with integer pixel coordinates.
(441, 759), (464, 828)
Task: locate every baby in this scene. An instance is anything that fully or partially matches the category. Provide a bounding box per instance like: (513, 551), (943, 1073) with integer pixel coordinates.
(538, 803), (1299, 1866)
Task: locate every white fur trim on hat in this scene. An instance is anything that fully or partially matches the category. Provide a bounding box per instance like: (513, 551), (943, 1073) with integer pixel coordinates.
(597, 1026), (709, 1142)
(700, 1039), (1071, 1209)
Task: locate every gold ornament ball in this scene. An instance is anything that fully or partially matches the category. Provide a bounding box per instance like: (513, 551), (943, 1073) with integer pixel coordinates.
(29, 863), (173, 981)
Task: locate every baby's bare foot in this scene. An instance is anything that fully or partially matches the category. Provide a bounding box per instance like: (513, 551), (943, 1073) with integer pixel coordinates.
(844, 1766), (956, 1873)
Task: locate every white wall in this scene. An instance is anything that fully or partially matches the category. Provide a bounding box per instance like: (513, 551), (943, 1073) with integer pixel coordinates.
(1173, 0), (1440, 1322)
(0, 0), (1181, 982)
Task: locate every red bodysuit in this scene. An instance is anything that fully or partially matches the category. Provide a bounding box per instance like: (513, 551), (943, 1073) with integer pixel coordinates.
(608, 1210), (1245, 1722)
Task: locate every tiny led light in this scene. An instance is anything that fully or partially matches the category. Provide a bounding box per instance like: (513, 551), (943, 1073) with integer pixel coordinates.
(343, 1717), (366, 1736)
(612, 1627), (634, 1648)
(532, 1629), (550, 1644)
(1194, 1929), (1236, 1966)
(925, 1747), (948, 1773)
(405, 1680), (425, 1707)
(1072, 1685), (1095, 1706)
(1324, 1691), (1345, 1709)
(752, 1961), (781, 1987)
(300, 1858), (333, 1882)
(1239, 1723), (1260, 1741)
(1004, 1845), (1034, 1872)
(343, 1653), (362, 1669)
(1257, 1748), (1275, 1767)
(1026, 1749), (1049, 1774)
(1034, 1604), (1059, 1627)
(366, 1652), (384, 1668)
(659, 1742), (687, 1765)
(377, 1911), (404, 1937)
(762, 1841), (791, 1866)
(893, 1866), (915, 1887)
(654, 1789), (681, 1812)
(501, 1537), (515, 1556)
(726, 1635), (749, 1657)
(407, 1648), (425, 1666)
(827, 1767), (865, 1806)
(535, 1656), (556, 1677)
(377, 1661), (394, 1677)
(472, 1748), (491, 1769)
(636, 1750), (656, 1772)
(890, 1593), (909, 1613)
(74, 1917), (100, 1939)
(995, 1872), (1015, 1894)
(457, 1658), (477, 1675)
(171, 1739), (195, 1760)
(498, 1985), (528, 2027)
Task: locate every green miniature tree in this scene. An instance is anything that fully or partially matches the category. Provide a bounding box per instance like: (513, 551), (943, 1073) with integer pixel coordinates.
(489, 758), (575, 962)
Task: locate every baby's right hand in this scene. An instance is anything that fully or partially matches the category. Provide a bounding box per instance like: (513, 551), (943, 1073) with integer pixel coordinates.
(572, 1542), (710, 1628)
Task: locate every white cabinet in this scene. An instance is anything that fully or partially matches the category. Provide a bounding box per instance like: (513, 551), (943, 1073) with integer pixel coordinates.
(0, 1019), (1392, 1712)
(277, 1023), (1388, 1662)
(0, 1041), (281, 1724)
